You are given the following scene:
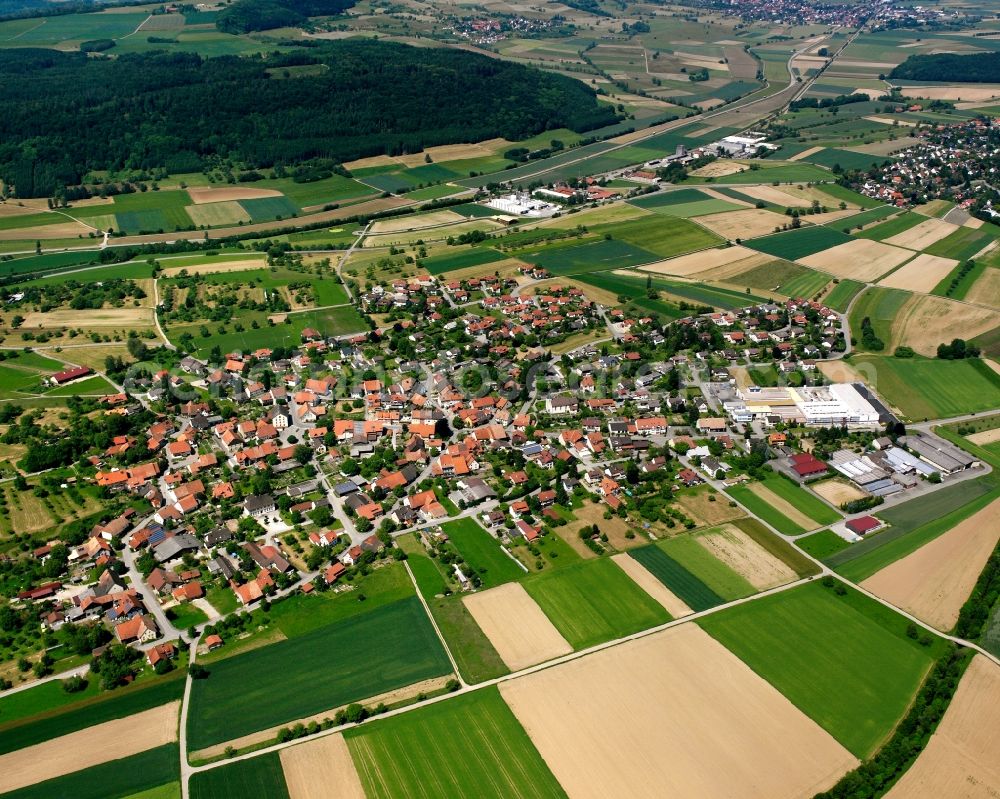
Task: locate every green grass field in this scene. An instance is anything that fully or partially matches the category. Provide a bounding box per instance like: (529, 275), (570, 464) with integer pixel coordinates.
(238, 196), (300, 223)
(726, 483), (809, 535)
(346, 687), (566, 799)
(521, 238), (658, 275)
(186, 596), (452, 750)
(422, 247), (507, 275)
(796, 529), (850, 559)
(802, 147), (893, 172)
(745, 225), (853, 261)
(592, 215), (723, 258)
(699, 581), (939, 758)
(0, 676), (100, 726)
(0, 744), (179, 799)
(823, 279), (865, 311)
(851, 355), (1000, 420)
(260, 175), (377, 207)
(852, 211), (924, 241)
(687, 163), (831, 185)
(629, 190), (741, 218)
(926, 226), (997, 261)
(522, 558), (669, 649)
(440, 518), (524, 588)
(189, 753), (288, 799)
(0, 673), (184, 756)
(848, 286), (910, 352)
(657, 535), (756, 599)
(762, 475), (840, 524)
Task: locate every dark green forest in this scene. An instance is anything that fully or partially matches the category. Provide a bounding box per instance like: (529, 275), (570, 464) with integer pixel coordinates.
(216, 0), (356, 34)
(890, 50), (1000, 82)
(0, 42), (619, 197)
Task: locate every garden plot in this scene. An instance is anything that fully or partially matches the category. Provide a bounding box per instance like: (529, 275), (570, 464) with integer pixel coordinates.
(696, 525), (797, 590)
(861, 496), (1000, 631)
(279, 734), (365, 799)
(462, 582), (572, 671)
(636, 245), (769, 278)
(697, 208), (791, 240)
(884, 655), (1000, 799)
(0, 701), (179, 794)
(499, 623), (856, 799)
(610, 553), (692, 617)
(883, 217), (957, 251)
(878, 253), (958, 293)
(799, 239), (914, 281)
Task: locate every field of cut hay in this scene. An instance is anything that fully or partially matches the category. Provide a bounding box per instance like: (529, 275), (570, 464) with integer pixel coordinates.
(688, 161), (750, 178)
(697, 208), (792, 239)
(0, 701), (179, 794)
(903, 85), (1000, 101)
(965, 267), (1000, 308)
(187, 187), (283, 204)
(884, 217), (957, 251)
(186, 201), (252, 227)
(610, 553), (693, 617)
(892, 294), (1000, 356)
(462, 582), (572, 671)
(878, 253), (958, 292)
(810, 479), (868, 507)
(20, 307), (154, 329)
(499, 623), (857, 799)
(696, 525), (797, 590)
(279, 733), (364, 799)
(636, 245), (769, 278)
(860, 497), (1000, 631)
(3, 221), (92, 239)
(799, 239), (914, 280)
(368, 209), (465, 235)
(884, 655), (1000, 798)
(160, 258), (267, 277)
(738, 184), (861, 209)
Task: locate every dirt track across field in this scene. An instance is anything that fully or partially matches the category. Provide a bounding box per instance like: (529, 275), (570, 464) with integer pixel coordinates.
(0, 700), (179, 793)
(499, 624), (857, 799)
(884, 655), (1000, 798)
(861, 497), (1000, 631)
(463, 582), (572, 671)
(280, 733), (366, 799)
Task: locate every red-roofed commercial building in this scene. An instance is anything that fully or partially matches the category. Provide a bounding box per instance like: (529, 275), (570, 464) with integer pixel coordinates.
(846, 516), (883, 536)
(50, 366), (92, 385)
(789, 452), (829, 478)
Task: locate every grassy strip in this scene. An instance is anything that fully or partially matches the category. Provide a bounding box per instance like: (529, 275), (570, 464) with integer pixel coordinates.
(189, 752), (288, 799)
(954, 539), (1000, 640)
(0, 743), (179, 799)
(629, 545), (723, 611)
(0, 672), (184, 756)
(815, 646), (973, 799)
(931, 258), (985, 300)
(763, 474), (841, 524)
(726, 484), (806, 535)
(796, 529), (849, 559)
(730, 517), (821, 577)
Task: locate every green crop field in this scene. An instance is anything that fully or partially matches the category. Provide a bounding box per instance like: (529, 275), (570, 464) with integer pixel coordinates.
(346, 687), (566, 799)
(629, 544), (724, 611)
(926, 226), (997, 261)
(823, 279), (865, 311)
(796, 529), (850, 559)
(521, 239), (658, 275)
(577, 270), (764, 313)
(629, 188), (712, 208)
(4, 11), (151, 45)
(726, 484), (807, 535)
(848, 286), (910, 351)
(629, 190), (741, 217)
(189, 753), (288, 799)
(238, 196), (300, 223)
(850, 355), (1000, 420)
(852, 211), (924, 241)
(186, 596), (452, 750)
(0, 676), (100, 726)
(592, 215), (723, 258)
(802, 148), (893, 172)
(260, 175), (377, 207)
(522, 558), (669, 649)
(657, 535), (756, 599)
(699, 582), (939, 757)
(0, 672), (184, 756)
(422, 247), (507, 275)
(729, 260), (830, 298)
(745, 226), (852, 260)
(0, 744), (179, 799)
(440, 518), (524, 588)
(772, 267), (830, 298)
(836, 205), (902, 233)
(933, 259), (987, 300)
(688, 163), (831, 185)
